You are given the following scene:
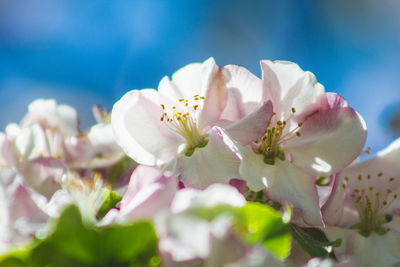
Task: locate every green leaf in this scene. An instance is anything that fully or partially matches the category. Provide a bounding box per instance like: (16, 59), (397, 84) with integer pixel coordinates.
(237, 202), (291, 260)
(97, 189), (122, 219)
(289, 224), (339, 258)
(0, 205), (159, 267)
(108, 156), (136, 187)
(315, 175), (333, 187)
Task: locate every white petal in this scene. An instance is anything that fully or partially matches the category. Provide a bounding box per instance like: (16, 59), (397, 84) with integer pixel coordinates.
(111, 89), (183, 166)
(220, 65), (263, 121)
(67, 123), (124, 168)
(158, 59), (209, 101)
(15, 123), (49, 160)
(178, 127), (241, 188)
(238, 145), (276, 191)
(323, 227), (355, 256)
(339, 137), (400, 212)
(261, 60), (325, 121)
(25, 99), (78, 136)
(266, 160), (323, 226)
(171, 183), (246, 214)
(347, 231), (400, 266)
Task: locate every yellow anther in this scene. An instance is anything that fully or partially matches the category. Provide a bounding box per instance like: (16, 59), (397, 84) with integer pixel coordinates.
(358, 175), (362, 181)
(200, 96), (205, 100)
(193, 105), (199, 110)
(179, 98), (185, 102)
(298, 122), (303, 127)
(160, 104), (165, 110)
(291, 107), (296, 113)
(369, 186), (373, 191)
(378, 172), (383, 177)
(296, 132), (301, 137)
(387, 189), (392, 193)
(342, 184), (346, 189)
(390, 177), (395, 182)
(172, 106), (176, 109)
(345, 176), (349, 181)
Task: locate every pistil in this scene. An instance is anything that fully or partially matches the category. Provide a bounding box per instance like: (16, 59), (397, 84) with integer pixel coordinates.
(254, 107), (303, 165)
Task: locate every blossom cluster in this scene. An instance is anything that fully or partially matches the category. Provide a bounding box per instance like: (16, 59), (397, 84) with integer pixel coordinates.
(0, 58), (399, 267)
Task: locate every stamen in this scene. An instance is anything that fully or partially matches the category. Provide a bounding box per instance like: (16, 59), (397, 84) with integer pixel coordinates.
(160, 95), (209, 156)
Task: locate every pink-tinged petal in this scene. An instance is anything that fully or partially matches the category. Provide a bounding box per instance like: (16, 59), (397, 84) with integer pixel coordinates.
(198, 60), (230, 130)
(178, 127), (241, 189)
(22, 157), (66, 198)
(9, 184), (49, 223)
(225, 101), (273, 145)
(229, 179), (247, 194)
(220, 65), (263, 121)
(285, 107), (367, 176)
(321, 174), (359, 227)
(111, 89), (183, 166)
(118, 165), (177, 221)
(325, 92), (349, 109)
(346, 231), (400, 266)
(321, 174), (345, 226)
(266, 160), (323, 226)
(261, 60), (325, 120)
(238, 145), (276, 192)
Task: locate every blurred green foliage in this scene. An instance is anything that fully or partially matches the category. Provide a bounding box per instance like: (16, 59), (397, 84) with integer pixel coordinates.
(0, 206), (159, 267)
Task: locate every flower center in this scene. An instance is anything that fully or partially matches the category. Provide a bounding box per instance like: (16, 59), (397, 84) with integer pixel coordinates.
(160, 95), (209, 157)
(253, 107), (303, 165)
(341, 173), (398, 236)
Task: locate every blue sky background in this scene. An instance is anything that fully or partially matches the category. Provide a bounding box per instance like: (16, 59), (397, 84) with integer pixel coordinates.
(0, 0), (399, 154)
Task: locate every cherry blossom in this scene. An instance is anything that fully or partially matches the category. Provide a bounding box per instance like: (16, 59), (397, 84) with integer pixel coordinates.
(322, 138), (400, 266)
(227, 61), (367, 225)
(111, 58), (247, 188)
